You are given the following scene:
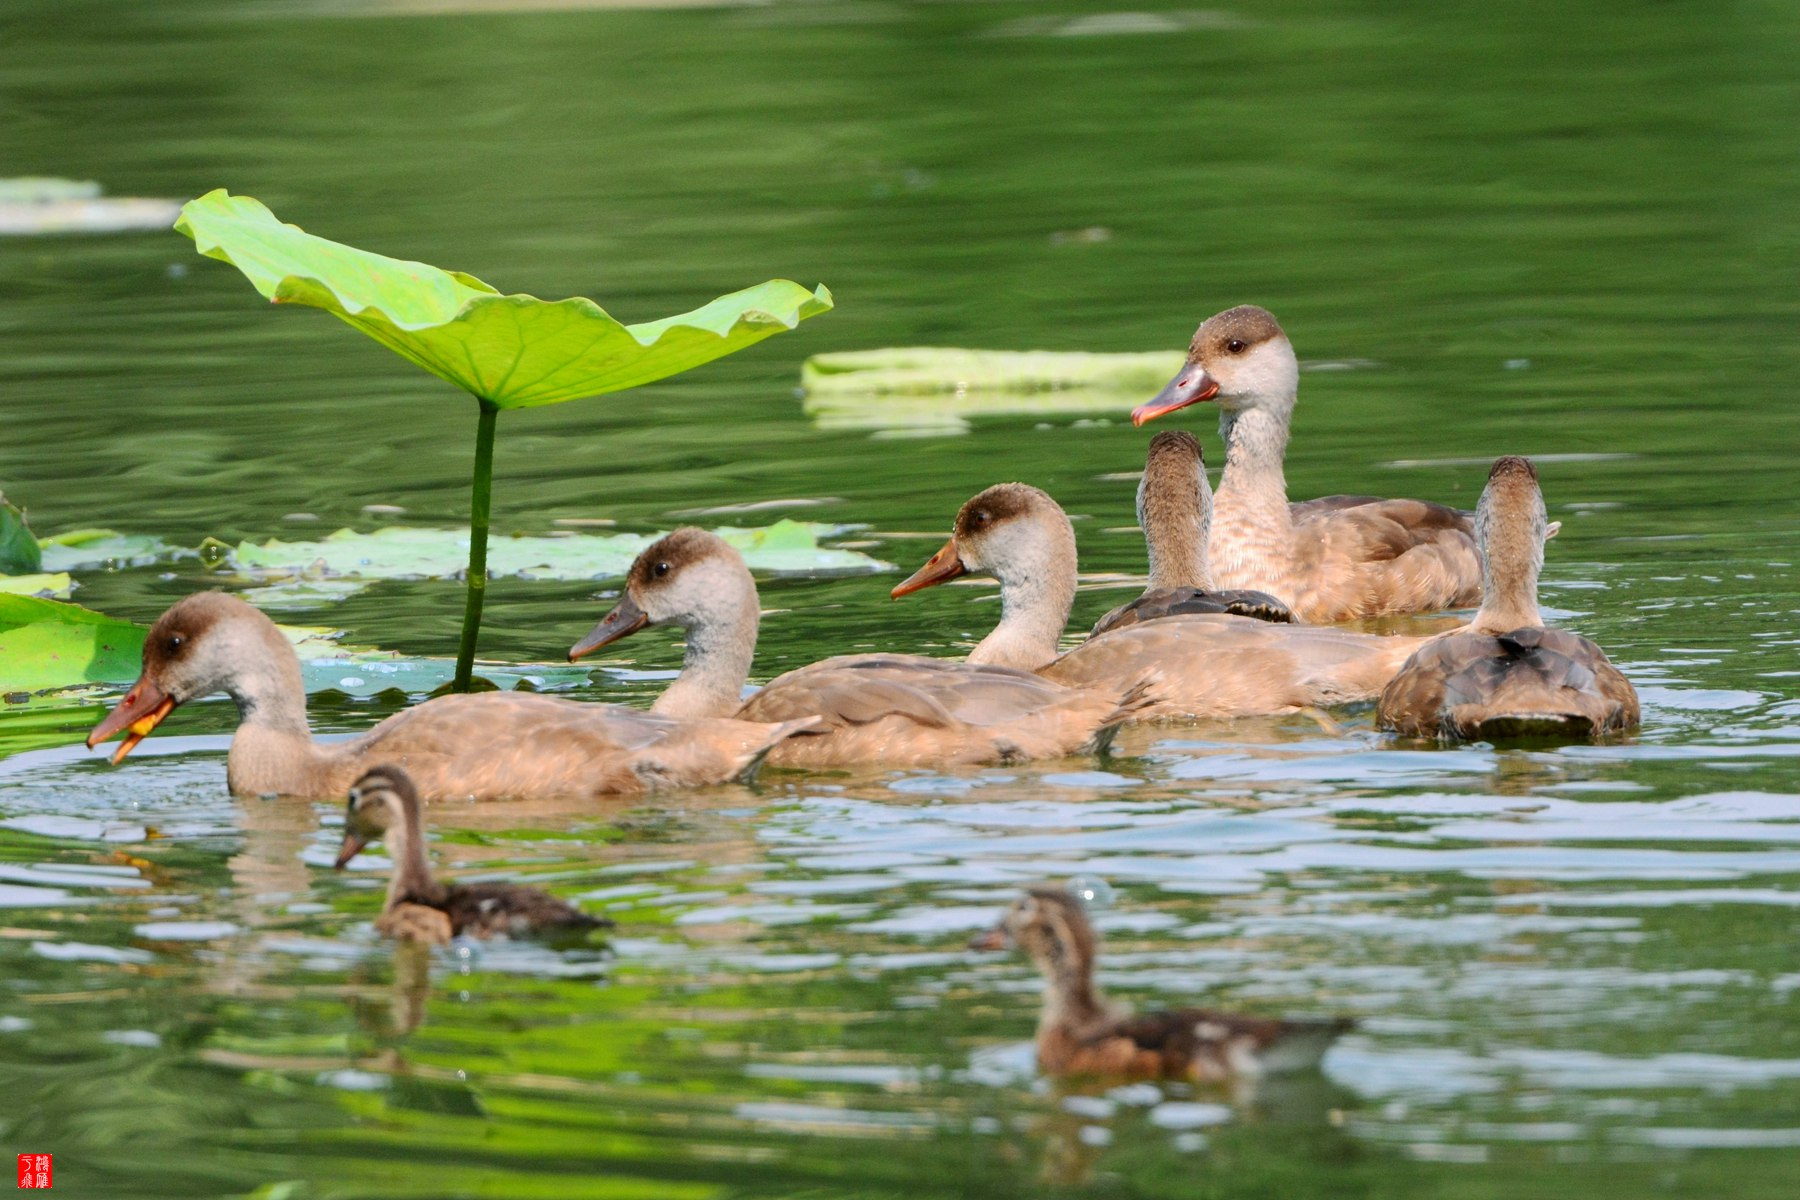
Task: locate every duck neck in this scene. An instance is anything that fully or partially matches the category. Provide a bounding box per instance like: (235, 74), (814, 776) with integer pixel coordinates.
(653, 585), (760, 720)
(1036, 945), (1108, 1031)
(384, 794), (444, 908)
(968, 520), (1079, 671)
(1138, 465), (1213, 591)
(1212, 402), (1296, 582)
(1471, 501), (1545, 635)
(223, 625), (329, 796)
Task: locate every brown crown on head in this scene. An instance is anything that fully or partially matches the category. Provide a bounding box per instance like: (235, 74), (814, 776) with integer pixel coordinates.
(1487, 455), (1539, 483)
(1190, 304), (1286, 360)
(628, 526), (721, 589)
(1145, 429), (1204, 465)
(350, 764), (418, 804)
(1019, 885), (1099, 963)
(953, 483), (1044, 540)
(141, 591), (253, 671)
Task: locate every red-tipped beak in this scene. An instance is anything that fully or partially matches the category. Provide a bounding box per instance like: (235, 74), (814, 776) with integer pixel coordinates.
(891, 536), (967, 598)
(334, 831), (369, 870)
(569, 594), (650, 662)
(967, 926), (1009, 952)
(1131, 367), (1219, 426)
(86, 677), (176, 765)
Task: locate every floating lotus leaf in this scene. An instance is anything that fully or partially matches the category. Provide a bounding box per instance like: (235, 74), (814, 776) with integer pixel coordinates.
(37, 529), (186, 572)
(0, 596), (147, 695)
(0, 574), (73, 599)
(0, 494), (41, 575)
(176, 189), (834, 408)
(210, 519), (888, 587)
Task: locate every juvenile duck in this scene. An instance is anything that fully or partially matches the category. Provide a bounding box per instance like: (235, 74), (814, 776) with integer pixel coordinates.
(87, 592), (816, 799)
(334, 766), (610, 944)
(1130, 305), (1486, 622)
(971, 888), (1352, 1081)
(1090, 429), (1292, 636)
(893, 483), (1429, 720)
(1379, 456), (1639, 739)
(567, 529), (1145, 768)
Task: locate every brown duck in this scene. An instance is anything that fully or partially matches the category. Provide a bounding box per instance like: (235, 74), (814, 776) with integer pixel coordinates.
(893, 483), (1429, 721)
(86, 592), (817, 799)
(1131, 305), (1502, 623)
(334, 766), (610, 944)
(1090, 429), (1292, 636)
(971, 888), (1352, 1081)
(1378, 456), (1639, 739)
(567, 529), (1146, 768)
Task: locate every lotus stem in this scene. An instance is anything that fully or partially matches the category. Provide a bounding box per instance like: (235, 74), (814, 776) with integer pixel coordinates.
(453, 398), (500, 692)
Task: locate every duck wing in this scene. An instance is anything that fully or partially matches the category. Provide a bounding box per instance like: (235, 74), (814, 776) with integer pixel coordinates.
(1089, 587), (1295, 637)
(1282, 497), (1482, 621)
(1090, 1008), (1351, 1081)
(442, 882), (611, 942)
(1381, 627), (1639, 739)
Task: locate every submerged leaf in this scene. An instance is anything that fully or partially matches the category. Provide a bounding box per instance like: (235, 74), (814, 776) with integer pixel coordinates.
(0, 494), (42, 575)
(212, 520), (888, 588)
(175, 190), (834, 408)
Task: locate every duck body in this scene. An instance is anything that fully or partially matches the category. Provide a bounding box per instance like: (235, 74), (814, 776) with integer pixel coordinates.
(87, 592), (813, 800)
(973, 888), (1350, 1082)
(567, 530), (1142, 769)
(1131, 305), (1486, 623)
(1378, 457), (1638, 740)
(337, 766), (611, 946)
(893, 482), (1429, 722)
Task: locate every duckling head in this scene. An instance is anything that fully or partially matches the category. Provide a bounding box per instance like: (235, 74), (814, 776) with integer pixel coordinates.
(969, 886), (1099, 983)
(1133, 304), (1296, 426)
(569, 527), (756, 661)
(334, 765), (417, 869)
(891, 482), (1072, 598)
(87, 591), (297, 764)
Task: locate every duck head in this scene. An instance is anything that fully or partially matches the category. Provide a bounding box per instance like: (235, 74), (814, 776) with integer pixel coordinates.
(334, 765), (417, 868)
(86, 592), (293, 763)
(890, 482), (1070, 598)
(569, 527), (756, 660)
(1132, 304), (1297, 426)
(968, 887), (1099, 983)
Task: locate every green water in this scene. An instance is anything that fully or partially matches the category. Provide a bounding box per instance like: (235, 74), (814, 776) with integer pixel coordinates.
(4, 0), (1800, 1196)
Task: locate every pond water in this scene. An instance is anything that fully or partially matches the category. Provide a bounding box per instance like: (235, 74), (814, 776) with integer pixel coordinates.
(4, 1), (1799, 1196)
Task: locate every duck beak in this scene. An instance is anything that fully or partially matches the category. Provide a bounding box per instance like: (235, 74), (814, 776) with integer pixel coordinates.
(967, 925), (1009, 952)
(333, 831), (368, 870)
(569, 594), (649, 661)
(1131, 365), (1219, 426)
(891, 537), (966, 598)
(86, 677), (176, 765)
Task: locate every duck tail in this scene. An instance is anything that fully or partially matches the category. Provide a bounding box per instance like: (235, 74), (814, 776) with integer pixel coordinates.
(1087, 671), (1161, 755)
(1261, 1016), (1355, 1074)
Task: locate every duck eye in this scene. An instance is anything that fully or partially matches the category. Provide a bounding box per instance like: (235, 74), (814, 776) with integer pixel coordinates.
(1226, 338), (1246, 354)
(166, 634), (186, 654)
(653, 561), (671, 578)
(975, 511), (990, 526)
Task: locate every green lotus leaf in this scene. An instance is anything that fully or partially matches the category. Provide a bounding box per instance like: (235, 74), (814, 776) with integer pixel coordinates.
(0, 596), (147, 695)
(0, 573), (73, 599)
(175, 189), (834, 409)
(38, 529), (186, 572)
(210, 520), (888, 588)
(0, 494), (42, 575)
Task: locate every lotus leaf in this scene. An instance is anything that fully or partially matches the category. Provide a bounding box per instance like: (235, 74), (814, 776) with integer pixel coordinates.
(175, 190), (834, 409)
(0, 574), (74, 599)
(0, 494), (42, 575)
(0, 596), (146, 695)
(38, 529), (186, 572)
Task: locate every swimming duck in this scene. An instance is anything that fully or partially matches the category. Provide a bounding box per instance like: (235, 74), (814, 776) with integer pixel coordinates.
(1131, 305), (1486, 623)
(970, 887), (1352, 1081)
(1090, 429), (1293, 636)
(566, 529), (1146, 768)
(334, 765), (610, 944)
(1378, 456), (1638, 739)
(893, 483), (1429, 720)
(86, 592), (816, 799)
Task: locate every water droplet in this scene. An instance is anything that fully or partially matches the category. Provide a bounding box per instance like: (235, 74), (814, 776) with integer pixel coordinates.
(1066, 875), (1115, 909)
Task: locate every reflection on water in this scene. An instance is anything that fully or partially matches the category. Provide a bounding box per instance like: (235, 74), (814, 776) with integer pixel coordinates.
(4, 0), (1799, 1196)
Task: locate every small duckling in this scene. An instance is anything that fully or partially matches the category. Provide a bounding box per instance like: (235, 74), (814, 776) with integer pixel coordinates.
(333, 766), (611, 946)
(971, 887), (1351, 1081)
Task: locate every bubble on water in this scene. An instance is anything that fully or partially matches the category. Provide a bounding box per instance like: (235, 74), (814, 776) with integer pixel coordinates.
(1066, 875), (1115, 910)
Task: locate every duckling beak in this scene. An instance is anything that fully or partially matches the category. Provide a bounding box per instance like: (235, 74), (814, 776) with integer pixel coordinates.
(967, 925), (1010, 952)
(86, 677), (176, 765)
(569, 595), (650, 661)
(891, 537), (966, 598)
(333, 831), (368, 870)
(1131, 365), (1219, 426)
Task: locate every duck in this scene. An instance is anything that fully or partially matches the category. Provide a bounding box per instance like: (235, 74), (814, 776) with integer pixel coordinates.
(86, 591), (817, 799)
(892, 483), (1430, 720)
(970, 887), (1352, 1081)
(333, 765), (610, 944)
(1089, 429), (1293, 636)
(1130, 305), (1493, 623)
(566, 529), (1147, 768)
(1378, 456), (1638, 739)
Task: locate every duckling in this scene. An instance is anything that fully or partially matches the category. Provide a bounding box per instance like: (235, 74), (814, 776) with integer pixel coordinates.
(86, 592), (817, 799)
(568, 529), (1146, 768)
(334, 766), (611, 945)
(1130, 305), (1490, 622)
(893, 483), (1430, 720)
(1379, 456), (1639, 739)
(971, 888), (1352, 1081)
(1090, 429), (1293, 636)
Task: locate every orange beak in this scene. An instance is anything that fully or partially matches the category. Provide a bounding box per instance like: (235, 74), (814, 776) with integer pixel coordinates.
(1131, 366), (1220, 426)
(86, 677), (176, 765)
(891, 536), (967, 598)
(334, 831), (369, 870)
(967, 925), (1009, 952)
(569, 594), (650, 662)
